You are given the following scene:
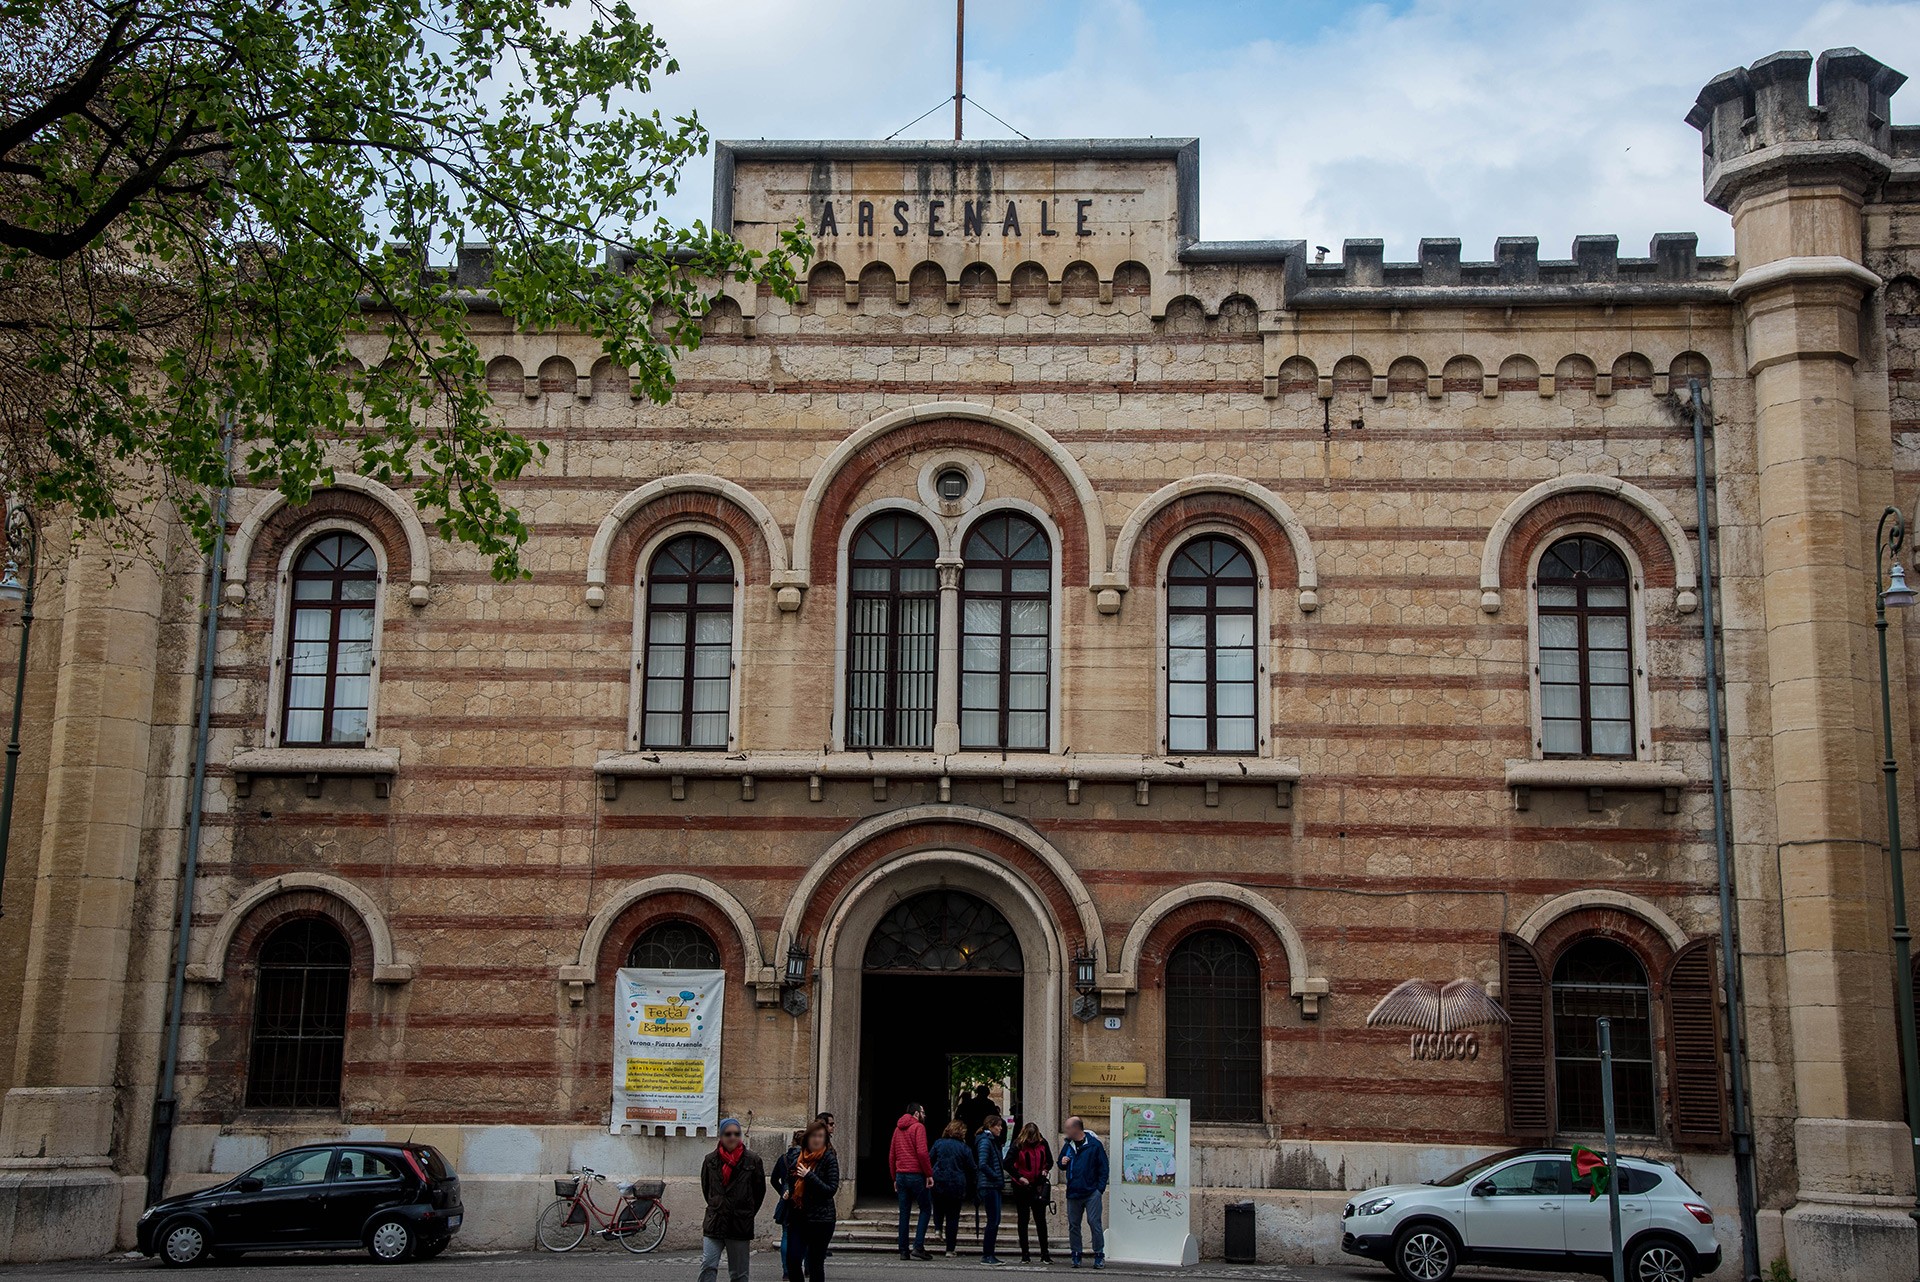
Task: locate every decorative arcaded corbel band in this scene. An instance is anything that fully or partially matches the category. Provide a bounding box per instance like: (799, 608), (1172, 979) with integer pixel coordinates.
(1105, 475), (1320, 613)
(1479, 474), (1698, 616)
(584, 474), (792, 608)
(223, 474), (434, 608)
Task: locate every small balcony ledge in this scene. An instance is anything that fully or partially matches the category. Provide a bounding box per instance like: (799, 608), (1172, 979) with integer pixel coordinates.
(230, 747), (398, 798)
(1504, 759), (1688, 813)
(594, 750), (1301, 808)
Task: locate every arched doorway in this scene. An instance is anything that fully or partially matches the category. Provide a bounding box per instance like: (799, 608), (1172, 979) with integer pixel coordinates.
(855, 888), (1023, 1196)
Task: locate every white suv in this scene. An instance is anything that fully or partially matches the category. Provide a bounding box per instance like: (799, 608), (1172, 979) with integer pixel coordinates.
(1339, 1147), (1722, 1282)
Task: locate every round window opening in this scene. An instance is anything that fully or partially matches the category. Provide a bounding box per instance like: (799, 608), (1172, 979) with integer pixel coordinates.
(935, 468), (970, 502)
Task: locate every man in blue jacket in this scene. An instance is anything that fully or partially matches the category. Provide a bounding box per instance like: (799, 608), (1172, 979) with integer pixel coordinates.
(1057, 1115), (1108, 1270)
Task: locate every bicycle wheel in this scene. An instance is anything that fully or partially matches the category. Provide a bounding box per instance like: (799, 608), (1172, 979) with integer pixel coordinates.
(616, 1199), (668, 1255)
(536, 1199), (588, 1252)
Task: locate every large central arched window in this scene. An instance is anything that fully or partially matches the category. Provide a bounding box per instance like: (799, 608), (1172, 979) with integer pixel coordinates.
(846, 514), (940, 748)
(1551, 939), (1655, 1135)
(1166, 930), (1262, 1123)
(627, 920), (722, 970)
(641, 534), (735, 749)
(282, 532), (378, 746)
(961, 513), (1051, 751)
(1537, 535), (1634, 758)
(247, 918), (351, 1109)
(1166, 536), (1258, 754)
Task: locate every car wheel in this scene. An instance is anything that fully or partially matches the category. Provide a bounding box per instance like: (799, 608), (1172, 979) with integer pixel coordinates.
(1630, 1237), (1694, 1282)
(1392, 1223), (1458, 1282)
(366, 1216), (417, 1264)
(157, 1218), (211, 1268)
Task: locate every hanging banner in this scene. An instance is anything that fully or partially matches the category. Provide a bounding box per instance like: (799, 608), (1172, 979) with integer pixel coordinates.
(1107, 1097), (1198, 1267)
(611, 969), (724, 1135)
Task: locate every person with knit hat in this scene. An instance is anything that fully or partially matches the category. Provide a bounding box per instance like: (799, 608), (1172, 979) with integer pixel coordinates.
(699, 1118), (765, 1282)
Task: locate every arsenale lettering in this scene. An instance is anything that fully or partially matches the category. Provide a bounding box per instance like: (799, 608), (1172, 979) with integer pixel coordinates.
(815, 198), (1089, 236)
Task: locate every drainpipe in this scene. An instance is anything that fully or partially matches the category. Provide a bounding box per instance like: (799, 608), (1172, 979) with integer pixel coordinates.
(1689, 378), (1762, 1282)
(146, 424), (233, 1206)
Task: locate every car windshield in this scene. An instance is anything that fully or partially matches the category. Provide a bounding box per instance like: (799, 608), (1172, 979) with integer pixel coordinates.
(1425, 1148), (1532, 1187)
(246, 1149), (333, 1189)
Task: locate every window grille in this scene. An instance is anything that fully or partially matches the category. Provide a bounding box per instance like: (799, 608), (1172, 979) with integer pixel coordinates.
(641, 534), (735, 748)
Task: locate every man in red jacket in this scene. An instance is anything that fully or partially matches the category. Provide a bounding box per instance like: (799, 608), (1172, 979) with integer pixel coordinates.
(889, 1103), (934, 1260)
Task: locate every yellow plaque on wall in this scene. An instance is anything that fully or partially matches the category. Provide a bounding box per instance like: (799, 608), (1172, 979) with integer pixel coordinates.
(1069, 1091), (1116, 1115)
(1070, 1061), (1147, 1087)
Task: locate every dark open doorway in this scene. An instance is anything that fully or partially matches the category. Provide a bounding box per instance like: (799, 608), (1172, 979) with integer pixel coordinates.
(853, 889), (1025, 1199)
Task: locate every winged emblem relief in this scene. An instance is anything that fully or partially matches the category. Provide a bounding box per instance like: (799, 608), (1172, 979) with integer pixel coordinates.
(1366, 978), (1510, 1062)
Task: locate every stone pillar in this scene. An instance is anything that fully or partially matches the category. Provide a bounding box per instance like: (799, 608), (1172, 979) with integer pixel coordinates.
(934, 558), (963, 755)
(0, 548), (164, 1260)
(1691, 48), (1917, 1280)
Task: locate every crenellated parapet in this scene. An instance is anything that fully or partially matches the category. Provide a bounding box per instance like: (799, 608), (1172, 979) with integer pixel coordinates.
(1287, 233), (1734, 307)
(1687, 47), (1906, 212)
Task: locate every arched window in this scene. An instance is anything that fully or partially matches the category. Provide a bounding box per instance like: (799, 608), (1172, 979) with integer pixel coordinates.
(1536, 536), (1634, 758)
(626, 920), (723, 970)
(961, 513), (1051, 751)
(1166, 536), (1258, 754)
(282, 532), (378, 746)
(1551, 939), (1655, 1135)
(1165, 930), (1261, 1123)
(863, 890), (1022, 974)
(246, 918), (351, 1109)
(846, 514), (939, 749)
(641, 534), (735, 749)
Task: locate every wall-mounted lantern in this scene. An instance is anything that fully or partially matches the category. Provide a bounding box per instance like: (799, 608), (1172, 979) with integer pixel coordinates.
(782, 939), (810, 1017)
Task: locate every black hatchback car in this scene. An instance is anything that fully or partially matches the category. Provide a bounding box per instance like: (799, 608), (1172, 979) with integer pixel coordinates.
(137, 1142), (463, 1266)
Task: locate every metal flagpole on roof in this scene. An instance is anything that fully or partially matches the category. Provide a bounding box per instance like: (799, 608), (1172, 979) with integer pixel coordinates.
(953, 0), (964, 140)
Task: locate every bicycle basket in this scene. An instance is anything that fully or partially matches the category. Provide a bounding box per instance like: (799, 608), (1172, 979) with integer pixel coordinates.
(627, 1179), (665, 1200)
(554, 1178), (579, 1199)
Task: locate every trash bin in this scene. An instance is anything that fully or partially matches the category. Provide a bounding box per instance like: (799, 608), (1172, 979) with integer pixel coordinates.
(1224, 1200), (1256, 1263)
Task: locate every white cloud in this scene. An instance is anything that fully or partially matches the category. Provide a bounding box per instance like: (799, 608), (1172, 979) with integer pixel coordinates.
(612, 0), (1920, 260)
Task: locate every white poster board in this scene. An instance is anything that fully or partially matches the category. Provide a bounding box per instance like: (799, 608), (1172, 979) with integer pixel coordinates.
(610, 969), (724, 1135)
(1106, 1096), (1198, 1267)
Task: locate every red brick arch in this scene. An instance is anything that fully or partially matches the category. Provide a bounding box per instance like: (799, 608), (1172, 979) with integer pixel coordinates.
(1530, 906), (1678, 992)
(593, 891), (753, 983)
(1124, 493), (1303, 593)
(604, 491), (775, 588)
(1134, 901), (1294, 993)
(245, 489), (415, 584)
(808, 417), (1092, 586)
(793, 820), (1090, 959)
(1497, 493), (1677, 591)
(223, 888), (378, 980)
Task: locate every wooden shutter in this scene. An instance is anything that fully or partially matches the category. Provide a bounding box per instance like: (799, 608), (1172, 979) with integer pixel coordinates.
(1666, 938), (1728, 1143)
(1502, 933), (1552, 1138)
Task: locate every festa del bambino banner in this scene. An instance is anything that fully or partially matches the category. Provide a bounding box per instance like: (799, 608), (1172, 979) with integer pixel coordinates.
(1107, 1097), (1199, 1267)
(610, 969), (724, 1135)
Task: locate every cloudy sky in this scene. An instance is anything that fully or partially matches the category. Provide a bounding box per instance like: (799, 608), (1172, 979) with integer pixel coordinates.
(620, 0), (1920, 261)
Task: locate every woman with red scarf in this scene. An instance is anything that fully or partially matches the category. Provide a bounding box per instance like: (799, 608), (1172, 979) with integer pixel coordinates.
(786, 1120), (840, 1282)
(699, 1118), (766, 1282)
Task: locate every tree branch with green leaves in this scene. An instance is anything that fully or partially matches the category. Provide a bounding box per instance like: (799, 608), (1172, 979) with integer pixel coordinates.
(0, 0), (809, 577)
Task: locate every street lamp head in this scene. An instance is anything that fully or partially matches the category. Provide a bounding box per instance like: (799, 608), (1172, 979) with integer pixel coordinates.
(0, 563), (23, 605)
(1886, 560), (1919, 610)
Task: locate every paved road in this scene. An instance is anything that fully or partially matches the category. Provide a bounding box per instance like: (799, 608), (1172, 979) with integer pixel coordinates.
(0, 1246), (1572, 1282)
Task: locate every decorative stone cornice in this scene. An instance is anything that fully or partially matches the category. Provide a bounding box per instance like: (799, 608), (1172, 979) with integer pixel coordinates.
(1503, 758), (1690, 813)
(1728, 255), (1882, 301)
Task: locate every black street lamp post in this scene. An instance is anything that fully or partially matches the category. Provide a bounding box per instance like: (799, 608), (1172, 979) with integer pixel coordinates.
(0, 502), (39, 916)
(1872, 505), (1920, 1250)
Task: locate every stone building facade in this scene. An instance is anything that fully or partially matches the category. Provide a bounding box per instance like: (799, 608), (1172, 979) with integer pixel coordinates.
(2, 43), (1919, 1280)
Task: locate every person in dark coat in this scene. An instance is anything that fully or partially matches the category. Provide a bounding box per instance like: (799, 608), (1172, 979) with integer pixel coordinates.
(956, 1084), (994, 1135)
(1008, 1122), (1053, 1264)
(786, 1120), (840, 1282)
(928, 1120), (977, 1256)
(974, 1114), (1008, 1264)
(768, 1129), (806, 1281)
(699, 1118), (766, 1282)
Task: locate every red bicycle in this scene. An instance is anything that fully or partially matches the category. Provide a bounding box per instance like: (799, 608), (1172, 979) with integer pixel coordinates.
(535, 1167), (668, 1253)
